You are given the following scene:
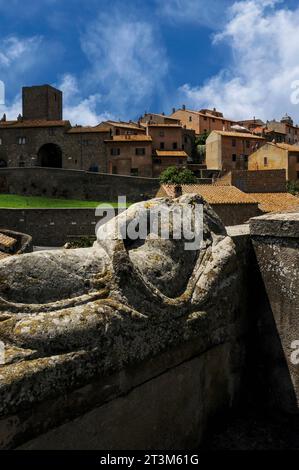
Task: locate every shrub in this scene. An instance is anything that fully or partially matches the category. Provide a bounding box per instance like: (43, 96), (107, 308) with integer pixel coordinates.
(159, 166), (197, 185)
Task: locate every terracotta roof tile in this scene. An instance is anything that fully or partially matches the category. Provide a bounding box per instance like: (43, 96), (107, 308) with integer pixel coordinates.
(158, 184), (257, 205)
(0, 120), (70, 129)
(146, 124), (182, 128)
(0, 233), (17, 248)
(250, 193), (299, 213)
(68, 126), (110, 134)
(212, 131), (265, 139)
(155, 150), (188, 157)
(100, 121), (145, 131)
(276, 143), (299, 152)
(174, 109), (236, 123)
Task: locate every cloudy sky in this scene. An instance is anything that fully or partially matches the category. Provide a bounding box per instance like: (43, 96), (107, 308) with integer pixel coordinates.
(0, 0), (299, 125)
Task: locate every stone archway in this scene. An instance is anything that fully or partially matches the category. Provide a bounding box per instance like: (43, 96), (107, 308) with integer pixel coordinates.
(38, 143), (62, 168)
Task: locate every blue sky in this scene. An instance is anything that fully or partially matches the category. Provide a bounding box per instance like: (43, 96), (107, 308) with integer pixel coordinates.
(1, 0), (299, 124)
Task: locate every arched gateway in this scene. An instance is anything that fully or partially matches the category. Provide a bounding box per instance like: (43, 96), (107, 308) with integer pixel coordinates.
(37, 143), (62, 168)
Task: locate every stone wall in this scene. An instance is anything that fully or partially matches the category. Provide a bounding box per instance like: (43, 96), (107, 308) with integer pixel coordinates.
(250, 212), (299, 413)
(0, 208), (118, 246)
(0, 167), (159, 202)
(231, 169), (287, 193)
(212, 203), (262, 226)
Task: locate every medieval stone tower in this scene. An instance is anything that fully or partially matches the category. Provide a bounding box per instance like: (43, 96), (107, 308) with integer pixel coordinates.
(22, 84), (63, 121)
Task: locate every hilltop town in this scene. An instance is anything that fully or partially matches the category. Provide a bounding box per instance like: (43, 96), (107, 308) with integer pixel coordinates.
(0, 84), (299, 452)
(0, 83), (298, 237)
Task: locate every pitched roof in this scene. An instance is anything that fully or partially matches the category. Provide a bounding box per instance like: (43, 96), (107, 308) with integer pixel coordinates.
(99, 121), (145, 131)
(146, 124), (182, 128)
(158, 184), (257, 205)
(105, 135), (152, 142)
(250, 193), (299, 213)
(212, 130), (265, 139)
(143, 113), (180, 121)
(0, 233), (17, 248)
(173, 109), (236, 123)
(68, 126), (110, 134)
(276, 143), (299, 152)
(155, 150), (188, 157)
(0, 120), (70, 129)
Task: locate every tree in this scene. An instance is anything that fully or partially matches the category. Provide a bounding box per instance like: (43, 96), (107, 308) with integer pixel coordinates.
(159, 166), (197, 185)
(196, 131), (210, 146)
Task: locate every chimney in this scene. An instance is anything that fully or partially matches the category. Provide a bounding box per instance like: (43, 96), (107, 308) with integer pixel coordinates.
(174, 184), (182, 198)
(172, 107), (176, 114)
(182, 104), (186, 111)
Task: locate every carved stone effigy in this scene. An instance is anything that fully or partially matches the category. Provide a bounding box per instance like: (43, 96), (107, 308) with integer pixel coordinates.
(0, 195), (245, 449)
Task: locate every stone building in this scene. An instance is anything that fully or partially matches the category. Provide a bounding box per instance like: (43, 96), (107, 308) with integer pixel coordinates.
(206, 130), (266, 173)
(0, 85), (196, 177)
(0, 85), (111, 172)
(170, 106), (236, 136)
(105, 134), (153, 177)
(248, 142), (299, 181)
(139, 112), (181, 125)
(267, 114), (299, 144)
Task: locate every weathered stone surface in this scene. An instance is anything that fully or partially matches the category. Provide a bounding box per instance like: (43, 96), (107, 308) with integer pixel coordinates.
(0, 195), (246, 449)
(250, 211), (299, 238)
(250, 211), (299, 413)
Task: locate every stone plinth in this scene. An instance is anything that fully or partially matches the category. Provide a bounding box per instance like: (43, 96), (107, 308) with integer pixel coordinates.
(250, 211), (299, 412)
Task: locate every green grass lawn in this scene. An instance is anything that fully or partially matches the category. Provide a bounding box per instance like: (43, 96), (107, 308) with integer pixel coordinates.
(0, 194), (128, 209)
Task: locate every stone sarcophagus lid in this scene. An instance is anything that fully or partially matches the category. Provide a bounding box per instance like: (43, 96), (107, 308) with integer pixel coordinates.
(0, 195), (246, 449)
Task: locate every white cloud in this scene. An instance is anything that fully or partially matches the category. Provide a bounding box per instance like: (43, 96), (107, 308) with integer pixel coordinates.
(178, 0), (299, 121)
(0, 35), (42, 71)
(58, 74), (113, 126)
(158, 0), (232, 29)
(80, 11), (168, 118)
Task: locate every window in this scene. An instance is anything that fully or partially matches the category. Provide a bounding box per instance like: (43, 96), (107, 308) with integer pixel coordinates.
(184, 136), (188, 143)
(18, 137), (26, 145)
(159, 131), (165, 137)
(111, 148), (120, 156)
(246, 140), (250, 148)
(135, 148), (145, 156)
(160, 142), (165, 150)
(232, 138), (236, 147)
(112, 165), (117, 174)
(172, 142), (178, 150)
(264, 157), (268, 166)
(189, 116), (192, 122)
(204, 116), (207, 121)
(232, 154), (237, 162)
(131, 168), (139, 176)
(212, 118), (215, 123)
(244, 155), (248, 163)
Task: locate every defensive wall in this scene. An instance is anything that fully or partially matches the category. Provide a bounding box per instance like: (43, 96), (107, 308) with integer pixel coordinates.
(0, 167), (160, 202)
